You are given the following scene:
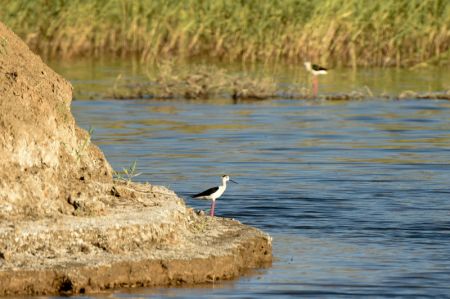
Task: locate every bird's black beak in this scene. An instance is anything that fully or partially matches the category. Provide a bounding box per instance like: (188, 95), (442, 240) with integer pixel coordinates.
(230, 179), (238, 184)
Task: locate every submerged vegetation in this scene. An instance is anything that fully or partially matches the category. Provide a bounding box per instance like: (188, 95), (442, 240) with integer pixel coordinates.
(101, 61), (450, 101)
(110, 61), (280, 100)
(2, 0), (449, 67)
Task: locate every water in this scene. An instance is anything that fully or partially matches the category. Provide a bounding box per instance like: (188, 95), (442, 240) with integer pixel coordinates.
(62, 62), (450, 298)
(68, 97), (450, 298)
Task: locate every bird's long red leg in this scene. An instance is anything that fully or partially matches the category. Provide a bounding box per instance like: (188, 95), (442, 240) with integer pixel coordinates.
(210, 200), (216, 217)
(313, 76), (319, 97)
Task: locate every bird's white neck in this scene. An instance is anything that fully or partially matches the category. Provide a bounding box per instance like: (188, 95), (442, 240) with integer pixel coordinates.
(221, 179), (228, 187)
(304, 62), (312, 72)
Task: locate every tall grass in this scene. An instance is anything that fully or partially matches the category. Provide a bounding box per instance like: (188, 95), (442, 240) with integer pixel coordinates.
(1, 0), (449, 67)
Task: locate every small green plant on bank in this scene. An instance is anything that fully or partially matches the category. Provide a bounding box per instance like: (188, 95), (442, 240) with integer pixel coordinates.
(75, 126), (94, 160)
(190, 217), (209, 233)
(113, 161), (142, 185)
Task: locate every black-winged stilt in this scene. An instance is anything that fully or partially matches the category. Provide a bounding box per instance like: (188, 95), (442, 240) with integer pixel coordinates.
(192, 175), (238, 217)
(304, 61), (328, 97)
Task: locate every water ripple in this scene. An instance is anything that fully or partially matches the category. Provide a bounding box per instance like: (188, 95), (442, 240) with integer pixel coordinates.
(73, 98), (450, 298)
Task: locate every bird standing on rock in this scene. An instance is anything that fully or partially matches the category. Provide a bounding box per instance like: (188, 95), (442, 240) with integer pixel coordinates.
(304, 61), (328, 97)
(192, 175), (238, 217)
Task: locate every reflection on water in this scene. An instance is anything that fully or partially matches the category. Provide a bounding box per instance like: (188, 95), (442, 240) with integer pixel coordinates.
(71, 96), (450, 298)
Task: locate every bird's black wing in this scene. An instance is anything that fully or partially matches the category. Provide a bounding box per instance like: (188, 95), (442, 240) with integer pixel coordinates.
(192, 186), (219, 198)
(312, 64), (327, 71)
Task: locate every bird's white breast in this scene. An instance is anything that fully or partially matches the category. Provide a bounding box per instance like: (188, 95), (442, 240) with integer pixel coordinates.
(312, 69), (327, 76)
(211, 185), (226, 200)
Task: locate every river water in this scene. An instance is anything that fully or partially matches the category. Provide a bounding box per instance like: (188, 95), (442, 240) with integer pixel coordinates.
(62, 61), (450, 298)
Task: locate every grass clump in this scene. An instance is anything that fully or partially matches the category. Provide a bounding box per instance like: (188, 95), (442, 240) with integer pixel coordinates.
(113, 161), (142, 185)
(110, 61), (280, 100)
(1, 0), (449, 67)
(231, 76), (277, 100)
(149, 61), (229, 99)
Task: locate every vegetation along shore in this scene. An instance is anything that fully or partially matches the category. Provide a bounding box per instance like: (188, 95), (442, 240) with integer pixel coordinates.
(2, 0), (449, 67)
(74, 61), (448, 101)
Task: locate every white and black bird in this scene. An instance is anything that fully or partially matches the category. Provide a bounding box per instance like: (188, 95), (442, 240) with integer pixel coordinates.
(192, 175), (238, 217)
(304, 61), (328, 97)
(304, 61), (328, 76)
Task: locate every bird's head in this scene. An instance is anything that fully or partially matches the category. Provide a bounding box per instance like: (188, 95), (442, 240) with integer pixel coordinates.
(222, 175), (238, 184)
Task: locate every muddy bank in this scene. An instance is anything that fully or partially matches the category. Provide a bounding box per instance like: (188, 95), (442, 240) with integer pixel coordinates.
(0, 22), (271, 295)
(0, 183), (271, 296)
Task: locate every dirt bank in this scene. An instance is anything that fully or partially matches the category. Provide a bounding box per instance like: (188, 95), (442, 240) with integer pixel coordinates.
(0, 22), (271, 295)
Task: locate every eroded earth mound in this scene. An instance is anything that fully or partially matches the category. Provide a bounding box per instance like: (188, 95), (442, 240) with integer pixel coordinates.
(0, 21), (112, 221)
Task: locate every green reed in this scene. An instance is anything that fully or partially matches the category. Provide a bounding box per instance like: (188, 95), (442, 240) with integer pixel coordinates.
(1, 0), (449, 67)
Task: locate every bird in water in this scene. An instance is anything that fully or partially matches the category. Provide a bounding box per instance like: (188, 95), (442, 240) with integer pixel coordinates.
(304, 61), (328, 97)
(192, 175), (238, 217)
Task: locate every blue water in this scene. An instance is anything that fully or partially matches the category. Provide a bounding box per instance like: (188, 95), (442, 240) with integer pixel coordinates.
(71, 97), (450, 298)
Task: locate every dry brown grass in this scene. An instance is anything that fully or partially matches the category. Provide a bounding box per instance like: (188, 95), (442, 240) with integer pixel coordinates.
(2, 0), (449, 67)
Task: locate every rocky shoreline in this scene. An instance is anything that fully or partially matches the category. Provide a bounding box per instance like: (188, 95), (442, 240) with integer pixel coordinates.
(0, 22), (272, 296)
